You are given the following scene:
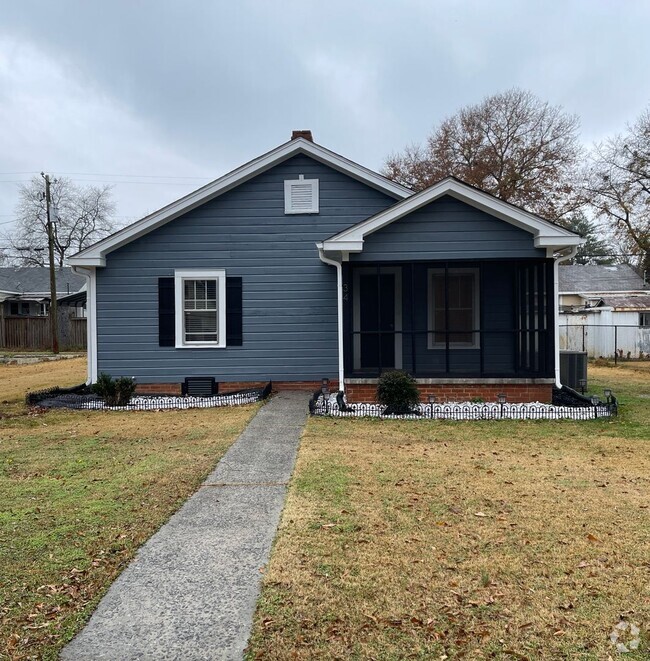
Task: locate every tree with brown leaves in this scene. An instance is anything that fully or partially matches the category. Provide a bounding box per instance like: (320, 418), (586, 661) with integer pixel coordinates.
(585, 109), (650, 275)
(384, 89), (582, 220)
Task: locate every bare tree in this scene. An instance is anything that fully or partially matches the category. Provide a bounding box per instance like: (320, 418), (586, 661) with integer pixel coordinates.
(384, 89), (582, 220)
(584, 109), (650, 275)
(4, 176), (115, 266)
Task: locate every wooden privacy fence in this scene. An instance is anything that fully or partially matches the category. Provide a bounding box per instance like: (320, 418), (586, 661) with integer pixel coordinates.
(0, 312), (87, 351)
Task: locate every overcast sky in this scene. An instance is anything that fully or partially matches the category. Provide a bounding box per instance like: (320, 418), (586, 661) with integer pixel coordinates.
(1, 0), (649, 252)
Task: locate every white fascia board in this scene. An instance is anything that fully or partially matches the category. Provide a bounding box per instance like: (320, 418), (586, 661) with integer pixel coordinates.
(326, 177), (581, 248)
(69, 138), (411, 267)
(322, 239), (364, 252)
(534, 235), (584, 248)
(68, 256), (106, 267)
(300, 141), (411, 199)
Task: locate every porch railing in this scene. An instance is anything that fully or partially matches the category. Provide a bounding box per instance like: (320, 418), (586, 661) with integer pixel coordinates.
(346, 328), (552, 378)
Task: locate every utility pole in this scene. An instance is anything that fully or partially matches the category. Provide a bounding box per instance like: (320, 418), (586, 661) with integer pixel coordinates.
(42, 172), (59, 354)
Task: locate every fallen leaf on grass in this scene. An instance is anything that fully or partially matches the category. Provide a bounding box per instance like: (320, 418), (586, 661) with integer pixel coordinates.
(474, 511), (488, 518)
(586, 533), (601, 543)
(503, 651), (529, 660)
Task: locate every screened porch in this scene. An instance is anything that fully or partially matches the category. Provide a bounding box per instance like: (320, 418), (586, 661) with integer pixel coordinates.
(342, 259), (555, 379)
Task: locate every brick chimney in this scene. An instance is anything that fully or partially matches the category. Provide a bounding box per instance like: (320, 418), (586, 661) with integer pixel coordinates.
(291, 130), (313, 142)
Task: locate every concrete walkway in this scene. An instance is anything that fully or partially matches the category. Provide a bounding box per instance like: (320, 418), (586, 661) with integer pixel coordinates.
(61, 391), (308, 661)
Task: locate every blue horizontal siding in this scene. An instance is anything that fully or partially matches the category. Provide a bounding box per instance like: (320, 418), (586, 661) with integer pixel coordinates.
(95, 155), (397, 383)
(352, 196), (545, 262)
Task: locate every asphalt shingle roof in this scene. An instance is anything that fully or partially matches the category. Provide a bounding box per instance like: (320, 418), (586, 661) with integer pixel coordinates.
(0, 267), (85, 295)
(558, 264), (647, 293)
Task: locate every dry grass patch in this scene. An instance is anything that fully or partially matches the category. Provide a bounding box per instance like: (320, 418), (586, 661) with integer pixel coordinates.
(0, 357), (87, 415)
(249, 364), (650, 660)
(0, 359), (258, 659)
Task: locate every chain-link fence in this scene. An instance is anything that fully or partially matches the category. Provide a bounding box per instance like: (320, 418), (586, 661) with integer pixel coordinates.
(560, 324), (650, 363)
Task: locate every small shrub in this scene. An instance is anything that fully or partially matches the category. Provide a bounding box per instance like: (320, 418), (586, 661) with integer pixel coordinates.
(92, 373), (136, 406)
(376, 371), (420, 415)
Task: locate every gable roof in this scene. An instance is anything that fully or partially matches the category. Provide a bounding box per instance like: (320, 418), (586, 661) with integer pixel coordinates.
(0, 267), (85, 296)
(559, 264), (648, 293)
(320, 177), (583, 253)
(68, 137), (412, 267)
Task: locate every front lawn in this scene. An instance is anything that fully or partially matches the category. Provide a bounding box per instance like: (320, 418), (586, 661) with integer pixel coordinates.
(0, 358), (258, 660)
(249, 363), (650, 659)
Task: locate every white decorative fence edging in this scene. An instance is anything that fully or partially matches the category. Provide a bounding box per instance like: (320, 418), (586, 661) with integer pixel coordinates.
(311, 396), (614, 420)
(29, 383), (272, 411)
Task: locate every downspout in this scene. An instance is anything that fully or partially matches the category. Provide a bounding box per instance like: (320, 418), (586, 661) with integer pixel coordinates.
(553, 246), (579, 387)
(71, 266), (97, 385)
(317, 245), (345, 392)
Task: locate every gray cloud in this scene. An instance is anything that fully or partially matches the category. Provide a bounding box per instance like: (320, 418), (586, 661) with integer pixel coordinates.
(1, 0), (649, 243)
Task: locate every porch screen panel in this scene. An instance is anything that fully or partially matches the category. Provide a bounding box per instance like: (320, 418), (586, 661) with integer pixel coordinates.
(515, 261), (552, 376)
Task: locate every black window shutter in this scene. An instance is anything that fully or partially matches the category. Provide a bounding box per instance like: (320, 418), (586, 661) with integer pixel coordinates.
(158, 277), (175, 347)
(226, 277), (243, 346)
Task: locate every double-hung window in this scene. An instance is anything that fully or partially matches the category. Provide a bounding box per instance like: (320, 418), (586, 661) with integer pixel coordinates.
(174, 269), (226, 348)
(427, 267), (480, 349)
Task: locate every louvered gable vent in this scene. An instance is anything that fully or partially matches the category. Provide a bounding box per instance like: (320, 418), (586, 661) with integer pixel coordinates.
(284, 175), (319, 214)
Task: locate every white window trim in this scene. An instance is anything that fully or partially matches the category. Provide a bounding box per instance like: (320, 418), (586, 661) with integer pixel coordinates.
(174, 269), (226, 349)
(427, 267), (480, 350)
(284, 175), (319, 214)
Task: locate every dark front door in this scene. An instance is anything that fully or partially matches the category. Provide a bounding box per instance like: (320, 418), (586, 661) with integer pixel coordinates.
(358, 272), (396, 370)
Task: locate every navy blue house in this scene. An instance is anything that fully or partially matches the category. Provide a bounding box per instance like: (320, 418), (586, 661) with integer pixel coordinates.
(69, 131), (583, 402)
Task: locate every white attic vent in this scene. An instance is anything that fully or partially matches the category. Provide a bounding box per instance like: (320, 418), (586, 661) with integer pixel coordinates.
(284, 175), (319, 214)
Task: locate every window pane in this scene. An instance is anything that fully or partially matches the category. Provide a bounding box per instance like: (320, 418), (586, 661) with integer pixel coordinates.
(457, 275), (473, 307)
(433, 274), (445, 309)
(185, 311), (216, 332)
(196, 280), (206, 300)
(430, 269), (478, 346)
(448, 309), (472, 332)
(184, 280), (194, 300)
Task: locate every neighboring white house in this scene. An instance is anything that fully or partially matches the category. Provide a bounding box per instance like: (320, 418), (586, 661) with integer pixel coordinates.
(559, 264), (650, 358)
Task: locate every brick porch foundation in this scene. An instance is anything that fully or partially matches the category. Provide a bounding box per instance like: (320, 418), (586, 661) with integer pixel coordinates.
(344, 381), (554, 404)
(135, 379), (551, 403)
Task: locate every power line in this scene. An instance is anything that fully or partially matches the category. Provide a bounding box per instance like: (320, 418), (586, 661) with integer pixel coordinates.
(0, 179), (205, 186)
(0, 170), (212, 179)
(56, 171), (211, 180)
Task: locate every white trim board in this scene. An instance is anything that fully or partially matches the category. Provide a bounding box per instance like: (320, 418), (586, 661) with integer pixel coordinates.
(322, 177), (584, 253)
(68, 138), (411, 267)
(71, 266), (97, 384)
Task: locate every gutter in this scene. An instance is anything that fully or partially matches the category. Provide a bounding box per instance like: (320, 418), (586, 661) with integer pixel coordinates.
(71, 266), (97, 385)
(553, 246), (579, 388)
(316, 244), (345, 392)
